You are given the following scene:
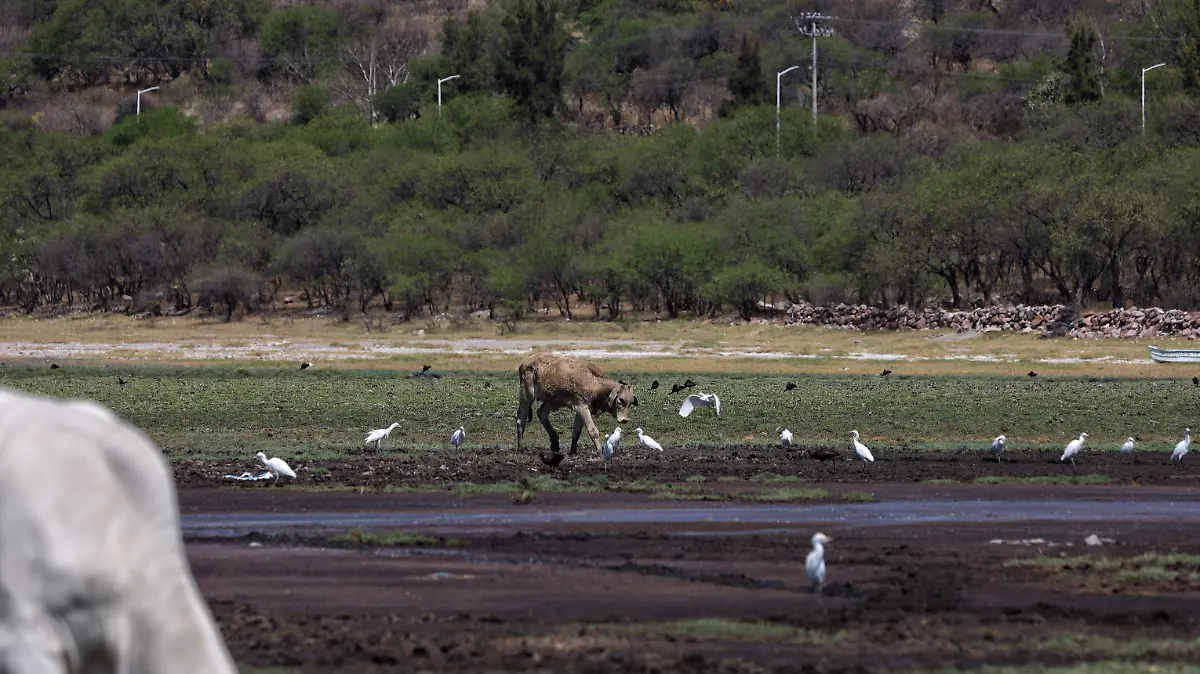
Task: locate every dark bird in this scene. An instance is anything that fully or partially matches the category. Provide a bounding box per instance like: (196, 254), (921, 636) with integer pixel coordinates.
(1028, 371), (1038, 378)
(880, 369), (892, 377)
(49, 363), (59, 370)
(412, 365), (440, 379)
(539, 451), (565, 467)
(118, 377), (127, 386)
(684, 379), (698, 388)
(1192, 376), (1198, 387)
(809, 447), (841, 463)
(300, 362), (312, 370)
(785, 382), (797, 391)
(650, 380), (660, 390)
(671, 383), (685, 394)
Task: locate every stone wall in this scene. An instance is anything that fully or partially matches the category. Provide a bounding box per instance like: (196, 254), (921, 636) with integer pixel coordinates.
(777, 301), (1200, 339)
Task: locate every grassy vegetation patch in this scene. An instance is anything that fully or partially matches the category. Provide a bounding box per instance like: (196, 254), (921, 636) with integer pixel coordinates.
(750, 487), (830, 502)
(750, 471), (805, 484)
(936, 662), (1200, 674)
(1005, 552), (1200, 583)
(840, 491), (876, 502)
(331, 528), (459, 548)
(974, 475), (1113, 486)
(3, 365), (1197, 463)
(581, 618), (823, 643)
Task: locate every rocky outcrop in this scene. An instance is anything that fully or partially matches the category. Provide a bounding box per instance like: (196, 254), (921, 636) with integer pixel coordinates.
(775, 301), (1200, 339)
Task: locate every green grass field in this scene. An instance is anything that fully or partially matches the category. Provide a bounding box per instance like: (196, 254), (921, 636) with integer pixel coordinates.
(0, 364), (1195, 462)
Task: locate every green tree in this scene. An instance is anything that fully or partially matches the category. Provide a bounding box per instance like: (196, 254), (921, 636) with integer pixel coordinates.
(1062, 15), (1102, 105)
(495, 0), (568, 124)
(442, 11), (498, 95)
(707, 262), (789, 321)
(26, 0), (260, 82)
(259, 5), (341, 82)
(725, 33), (766, 113)
(293, 85), (330, 125)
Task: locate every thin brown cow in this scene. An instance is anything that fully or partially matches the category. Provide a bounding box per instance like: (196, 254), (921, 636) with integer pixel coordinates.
(515, 353), (636, 465)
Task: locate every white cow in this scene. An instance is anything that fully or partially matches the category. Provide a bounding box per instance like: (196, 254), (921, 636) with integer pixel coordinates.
(0, 387), (236, 673)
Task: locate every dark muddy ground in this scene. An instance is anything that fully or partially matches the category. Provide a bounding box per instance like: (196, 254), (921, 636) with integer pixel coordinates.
(175, 445), (1200, 492)
(186, 488), (1200, 673)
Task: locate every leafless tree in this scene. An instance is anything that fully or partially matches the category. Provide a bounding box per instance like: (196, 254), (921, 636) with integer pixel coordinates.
(336, 20), (428, 122)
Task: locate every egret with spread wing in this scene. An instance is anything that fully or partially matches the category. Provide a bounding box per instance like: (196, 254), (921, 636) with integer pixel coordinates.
(989, 434), (1006, 462)
(679, 392), (721, 418)
(780, 428), (794, 449)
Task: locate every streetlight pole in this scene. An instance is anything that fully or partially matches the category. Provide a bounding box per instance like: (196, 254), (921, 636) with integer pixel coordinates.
(136, 86), (159, 116)
(776, 65), (800, 156)
(437, 75), (460, 115)
(1141, 62), (1166, 134)
(795, 12), (834, 127)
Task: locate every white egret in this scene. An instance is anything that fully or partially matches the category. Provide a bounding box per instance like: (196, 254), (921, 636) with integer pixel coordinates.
(365, 422), (400, 451)
(851, 430), (874, 470)
(450, 426), (466, 449)
(603, 426), (622, 469)
(679, 392), (721, 418)
(255, 452), (296, 482)
(1171, 428), (1191, 466)
(780, 428), (794, 449)
(1119, 437), (1135, 456)
(989, 434), (1006, 462)
(1061, 432), (1088, 466)
(806, 532), (833, 594)
(635, 427), (664, 452)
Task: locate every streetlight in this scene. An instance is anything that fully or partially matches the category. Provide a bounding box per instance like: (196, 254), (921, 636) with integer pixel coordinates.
(136, 86), (159, 116)
(776, 65), (800, 156)
(437, 75), (460, 115)
(1141, 62), (1166, 134)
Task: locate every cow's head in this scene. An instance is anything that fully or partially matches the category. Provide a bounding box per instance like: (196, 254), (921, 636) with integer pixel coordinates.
(605, 381), (636, 424)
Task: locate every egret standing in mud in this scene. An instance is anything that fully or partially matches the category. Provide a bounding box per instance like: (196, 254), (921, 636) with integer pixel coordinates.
(256, 452), (296, 483)
(1119, 437), (1135, 458)
(806, 532), (833, 594)
(1061, 432), (1087, 466)
(851, 430), (874, 471)
(365, 422), (400, 451)
(989, 435), (1006, 462)
(450, 426), (466, 449)
(1171, 428), (1191, 467)
(603, 426), (622, 470)
(780, 428), (794, 449)
(635, 428), (664, 452)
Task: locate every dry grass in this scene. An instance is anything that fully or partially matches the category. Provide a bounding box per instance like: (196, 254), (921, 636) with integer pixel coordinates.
(0, 313), (1186, 378)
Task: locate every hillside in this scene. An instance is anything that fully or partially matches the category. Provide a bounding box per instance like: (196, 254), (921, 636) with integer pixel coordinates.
(1, 0), (1200, 323)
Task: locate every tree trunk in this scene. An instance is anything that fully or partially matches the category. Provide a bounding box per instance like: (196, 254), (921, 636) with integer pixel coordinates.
(1108, 254), (1124, 309)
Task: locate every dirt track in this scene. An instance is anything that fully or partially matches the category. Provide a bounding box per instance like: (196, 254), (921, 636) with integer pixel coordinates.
(185, 486), (1200, 673)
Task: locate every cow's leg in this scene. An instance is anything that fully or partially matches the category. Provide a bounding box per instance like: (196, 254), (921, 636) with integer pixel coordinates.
(537, 403), (560, 454)
(574, 405), (605, 456)
(516, 395), (533, 450)
(570, 413), (584, 455)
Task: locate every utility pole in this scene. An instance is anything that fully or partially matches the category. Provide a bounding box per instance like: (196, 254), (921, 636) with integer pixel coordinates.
(793, 12), (834, 127)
